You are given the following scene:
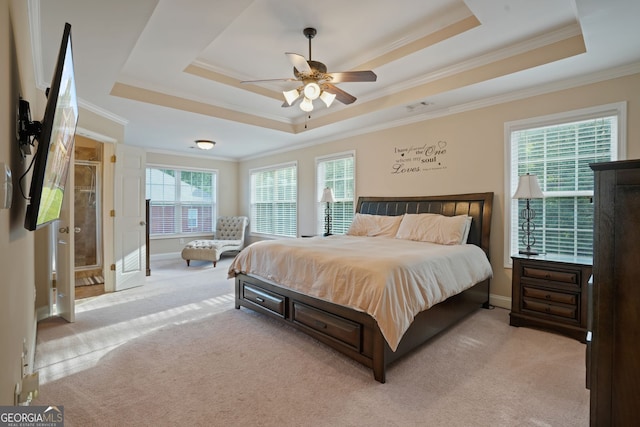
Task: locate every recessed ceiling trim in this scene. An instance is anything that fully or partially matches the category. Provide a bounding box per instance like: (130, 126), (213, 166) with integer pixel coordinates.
(373, 23), (584, 96)
(184, 63), (283, 101)
(110, 82), (294, 133)
(78, 99), (129, 126)
(355, 14), (481, 71)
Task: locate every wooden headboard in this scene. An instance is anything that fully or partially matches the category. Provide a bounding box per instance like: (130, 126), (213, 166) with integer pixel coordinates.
(356, 192), (494, 257)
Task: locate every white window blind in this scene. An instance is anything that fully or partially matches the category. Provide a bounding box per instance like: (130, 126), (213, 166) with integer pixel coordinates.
(507, 104), (624, 262)
(316, 153), (355, 235)
(146, 167), (217, 236)
(250, 163), (297, 237)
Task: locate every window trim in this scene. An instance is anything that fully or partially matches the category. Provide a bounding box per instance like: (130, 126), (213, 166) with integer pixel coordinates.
(503, 102), (627, 267)
(249, 161), (298, 239)
(146, 164), (219, 239)
(315, 150), (356, 235)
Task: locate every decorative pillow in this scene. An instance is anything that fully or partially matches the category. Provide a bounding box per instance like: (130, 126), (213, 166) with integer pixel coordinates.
(346, 214), (403, 237)
(395, 213), (471, 245)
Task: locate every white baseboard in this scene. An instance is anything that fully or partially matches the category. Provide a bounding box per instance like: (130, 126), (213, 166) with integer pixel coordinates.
(150, 252), (182, 262)
(490, 294), (511, 310)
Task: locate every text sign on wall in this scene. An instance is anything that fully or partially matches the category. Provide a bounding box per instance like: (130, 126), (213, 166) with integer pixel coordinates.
(391, 140), (448, 175)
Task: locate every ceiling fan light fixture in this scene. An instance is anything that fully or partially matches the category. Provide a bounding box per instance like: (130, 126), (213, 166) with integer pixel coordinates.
(195, 139), (216, 150)
(300, 97), (314, 112)
(303, 82), (321, 100)
(320, 90), (336, 108)
(283, 88), (300, 105)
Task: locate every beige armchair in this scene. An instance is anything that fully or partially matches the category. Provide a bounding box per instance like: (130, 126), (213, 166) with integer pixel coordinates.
(181, 216), (249, 267)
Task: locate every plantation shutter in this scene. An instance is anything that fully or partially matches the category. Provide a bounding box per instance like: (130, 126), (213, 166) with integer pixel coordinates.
(317, 153), (355, 235)
(250, 163), (297, 237)
(510, 115), (617, 257)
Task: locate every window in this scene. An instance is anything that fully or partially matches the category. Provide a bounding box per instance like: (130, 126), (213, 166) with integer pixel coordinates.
(146, 167), (217, 236)
(250, 162), (297, 237)
(505, 103), (625, 265)
(316, 152), (355, 235)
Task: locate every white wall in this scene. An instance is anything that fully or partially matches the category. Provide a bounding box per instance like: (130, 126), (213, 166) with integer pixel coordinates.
(1, 0), (38, 405)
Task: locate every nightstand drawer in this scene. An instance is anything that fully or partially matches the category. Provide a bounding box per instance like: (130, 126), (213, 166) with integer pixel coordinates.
(523, 266), (577, 284)
(523, 299), (577, 320)
(523, 286), (577, 305)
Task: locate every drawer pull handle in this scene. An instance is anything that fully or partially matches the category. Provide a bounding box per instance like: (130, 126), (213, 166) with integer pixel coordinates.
(545, 294), (551, 300)
(545, 307), (551, 313)
(255, 297), (265, 303)
(315, 320), (327, 329)
(545, 274), (551, 279)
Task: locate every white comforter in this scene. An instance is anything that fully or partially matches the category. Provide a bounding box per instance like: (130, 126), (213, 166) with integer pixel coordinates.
(228, 235), (493, 351)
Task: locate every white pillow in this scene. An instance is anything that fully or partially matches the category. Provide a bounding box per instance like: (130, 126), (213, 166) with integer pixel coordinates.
(461, 215), (473, 244)
(395, 213), (471, 245)
(346, 214), (403, 237)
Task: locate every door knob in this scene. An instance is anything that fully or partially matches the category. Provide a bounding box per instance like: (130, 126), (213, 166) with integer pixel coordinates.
(74, 227), (82, 233)
(140, 221), (146, 226)
(58, 226), (69, 233)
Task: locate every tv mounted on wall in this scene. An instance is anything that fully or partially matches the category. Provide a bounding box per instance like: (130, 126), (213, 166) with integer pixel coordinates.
(18, 23), (78, 231)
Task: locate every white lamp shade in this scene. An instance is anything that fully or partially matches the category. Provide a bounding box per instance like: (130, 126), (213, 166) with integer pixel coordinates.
(320, 187), (335, 203)
(320, 90), (336, 108)
(195, 140), (215, 150)
(300, 97), (314, 112)
(303, 82), (321, 100)
(513, 174), (544, 199)
(283, 88), (300, 105)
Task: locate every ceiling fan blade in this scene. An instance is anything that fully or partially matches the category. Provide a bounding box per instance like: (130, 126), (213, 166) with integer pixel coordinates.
(240, 78), (297, 84)
(324, 83), (356, 105)
(285, 52), (311, 74)
(327, 70), (377, 83)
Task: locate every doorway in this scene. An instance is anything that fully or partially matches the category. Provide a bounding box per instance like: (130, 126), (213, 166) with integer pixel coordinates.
(74, 138), (104, 299)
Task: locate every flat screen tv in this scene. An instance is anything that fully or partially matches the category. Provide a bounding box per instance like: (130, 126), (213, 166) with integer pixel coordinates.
(24, 23), (78, 231)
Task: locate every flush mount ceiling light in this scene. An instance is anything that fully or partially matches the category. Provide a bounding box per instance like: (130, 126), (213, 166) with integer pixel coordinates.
(241, 27), (377, 113)
(195, 139), (215, 150)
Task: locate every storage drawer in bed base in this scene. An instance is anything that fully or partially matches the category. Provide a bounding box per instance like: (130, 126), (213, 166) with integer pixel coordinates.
(235, 275), (377, 365)
(235, 273), (489, 383)
(292, 301), (362, 352)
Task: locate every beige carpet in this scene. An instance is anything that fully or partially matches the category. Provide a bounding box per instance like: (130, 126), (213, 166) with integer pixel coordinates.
(34, 256), (589, 426)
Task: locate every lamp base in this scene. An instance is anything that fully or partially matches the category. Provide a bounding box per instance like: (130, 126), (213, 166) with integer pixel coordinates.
(519, 249), (539, 256)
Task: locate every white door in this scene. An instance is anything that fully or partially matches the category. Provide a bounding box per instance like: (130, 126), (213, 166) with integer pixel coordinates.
(56, 156), (75, 322)
(114, 144), (146, 291)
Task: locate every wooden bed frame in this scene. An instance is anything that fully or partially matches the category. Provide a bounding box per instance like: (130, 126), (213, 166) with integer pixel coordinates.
(234, 192), (493, 383)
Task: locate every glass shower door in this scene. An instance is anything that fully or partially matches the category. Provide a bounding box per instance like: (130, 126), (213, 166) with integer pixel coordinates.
(74, 161), (102, 282)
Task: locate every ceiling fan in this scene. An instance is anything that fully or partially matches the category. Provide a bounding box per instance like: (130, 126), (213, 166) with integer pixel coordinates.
(241, 27), (377, 112)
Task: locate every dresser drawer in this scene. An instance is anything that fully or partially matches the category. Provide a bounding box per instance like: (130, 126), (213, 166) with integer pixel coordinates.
(242, 284), (286, 317)
(292, 301), (361, 352)
(523, 299), (577, 320)
(523, 266), (577, 284)
(523, 286), (577, 305)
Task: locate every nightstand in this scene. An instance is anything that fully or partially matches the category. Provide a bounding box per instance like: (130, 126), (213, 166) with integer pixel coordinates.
(510, 253), (592, 343)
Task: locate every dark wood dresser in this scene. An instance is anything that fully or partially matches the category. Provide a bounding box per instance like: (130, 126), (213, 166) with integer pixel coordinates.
(589, 159), (640, 426)
(510, 254), (591, 343)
